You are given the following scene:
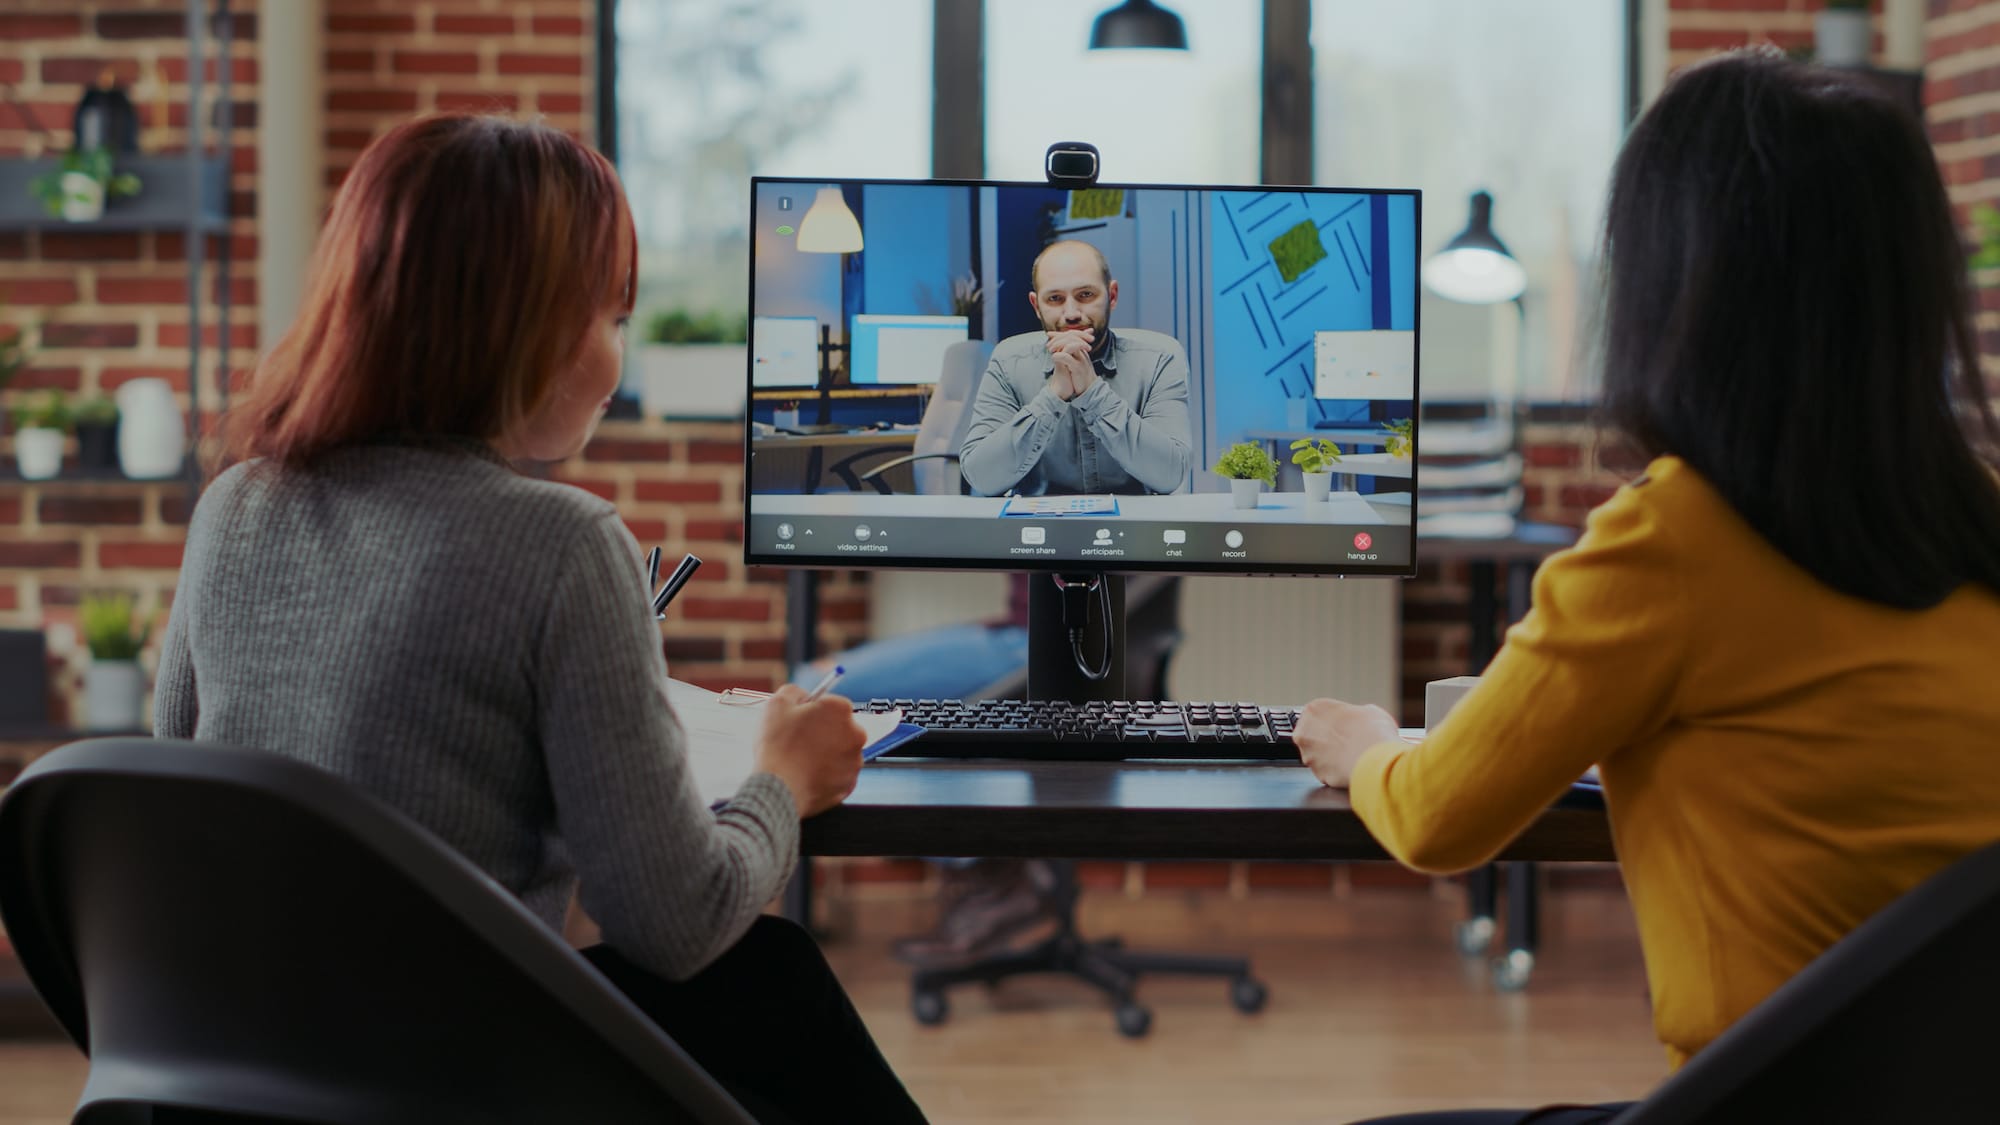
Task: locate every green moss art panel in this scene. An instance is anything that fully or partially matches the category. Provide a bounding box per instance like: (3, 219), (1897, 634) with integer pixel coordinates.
(1068, 189), (1125, 221)
(1268, 220), (1328, 285)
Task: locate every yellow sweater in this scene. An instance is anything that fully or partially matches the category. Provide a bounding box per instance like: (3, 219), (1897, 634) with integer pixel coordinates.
(1350, 456), (2000, 1068)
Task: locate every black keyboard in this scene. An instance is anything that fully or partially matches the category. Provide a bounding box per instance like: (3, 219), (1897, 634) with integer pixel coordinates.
(858, 698), (1303, 761)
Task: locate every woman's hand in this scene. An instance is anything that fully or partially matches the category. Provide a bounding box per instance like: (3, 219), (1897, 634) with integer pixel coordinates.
(753, 684), (867, 818)
(1294, 698), (1402, 789)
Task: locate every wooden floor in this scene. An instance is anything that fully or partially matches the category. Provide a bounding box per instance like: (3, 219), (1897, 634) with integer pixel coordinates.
(0, 885), (1666, 1125)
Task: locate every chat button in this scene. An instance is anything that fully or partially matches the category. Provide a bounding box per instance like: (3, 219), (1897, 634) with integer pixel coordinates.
(1163, 529), (1187, 545)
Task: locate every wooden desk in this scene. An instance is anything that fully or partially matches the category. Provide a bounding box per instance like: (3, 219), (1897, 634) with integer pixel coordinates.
(752, 429), (918, 493)
(802, 758), (1611, 863)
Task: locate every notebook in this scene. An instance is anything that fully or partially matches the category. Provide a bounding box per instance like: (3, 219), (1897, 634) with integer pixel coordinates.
(666, 679), (920, 807)
(1000, 495), (1120, 517)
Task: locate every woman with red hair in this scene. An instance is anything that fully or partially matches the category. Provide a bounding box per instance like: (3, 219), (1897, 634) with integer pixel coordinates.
(155, 115), (927, 1124)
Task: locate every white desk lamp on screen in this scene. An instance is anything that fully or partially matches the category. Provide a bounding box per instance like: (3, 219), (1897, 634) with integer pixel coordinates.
(792, 186), (864, 430)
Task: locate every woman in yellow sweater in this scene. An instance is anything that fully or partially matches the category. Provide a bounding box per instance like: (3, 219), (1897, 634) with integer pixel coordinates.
(1305, 50), (2000, 1125)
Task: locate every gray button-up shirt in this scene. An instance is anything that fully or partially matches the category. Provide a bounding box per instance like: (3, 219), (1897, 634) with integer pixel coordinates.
(959, 327), (1194, 496)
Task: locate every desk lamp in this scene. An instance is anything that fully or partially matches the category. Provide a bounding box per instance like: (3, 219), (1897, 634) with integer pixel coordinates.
(794, 186), (864, 429)
(1421, 190), (1527, 538)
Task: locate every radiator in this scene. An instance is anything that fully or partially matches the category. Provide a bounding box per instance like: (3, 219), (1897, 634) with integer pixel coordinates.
(1166, 577), (1400, 710)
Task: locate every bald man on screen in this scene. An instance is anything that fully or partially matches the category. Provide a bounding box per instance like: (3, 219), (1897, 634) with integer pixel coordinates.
(959, 240), (1194, 497)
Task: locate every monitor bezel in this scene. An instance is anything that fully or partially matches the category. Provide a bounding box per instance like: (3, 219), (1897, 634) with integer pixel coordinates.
(743, 174), (1422, 580)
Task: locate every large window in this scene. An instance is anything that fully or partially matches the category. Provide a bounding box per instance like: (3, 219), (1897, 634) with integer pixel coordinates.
(614, 0), (932, 356)
(1313, 0), (1627, 399)
(984, 0), (1261, 185)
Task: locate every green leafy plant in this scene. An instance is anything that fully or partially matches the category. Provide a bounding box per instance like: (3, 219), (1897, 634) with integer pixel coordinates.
(1970, 204), (2000, 273)
(1212, 441), (1277, 486)
(1289, 438), (1343, 474)
(28, 147), (142, 217)
(73, 394), (118, 426)
(0, 321), (28, 395)
(1381, 417), (1415, 458)
(10, 389), (71, 433)
(80, 591), (152, 662)
(645, 308), (748, 345)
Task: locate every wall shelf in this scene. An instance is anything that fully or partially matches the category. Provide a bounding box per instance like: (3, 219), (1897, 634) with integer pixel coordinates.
(0, 155), (229, 234)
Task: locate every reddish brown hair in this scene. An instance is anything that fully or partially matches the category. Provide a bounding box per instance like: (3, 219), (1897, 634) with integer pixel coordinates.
(226, 115), (636, 466)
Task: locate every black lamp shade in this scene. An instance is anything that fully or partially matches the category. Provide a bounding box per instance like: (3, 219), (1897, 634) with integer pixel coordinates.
(1089, 0), (1189, 50)
(1442, 191), (1513, 258)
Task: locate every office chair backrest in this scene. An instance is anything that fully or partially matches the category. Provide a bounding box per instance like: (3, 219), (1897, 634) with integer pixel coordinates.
(1613, 836), (2000, 1124)
(913, 338), (995, 495)
(0, 738), (758, 1125)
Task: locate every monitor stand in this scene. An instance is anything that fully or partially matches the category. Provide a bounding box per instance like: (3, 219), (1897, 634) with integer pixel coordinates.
(1027, 572), (1126, 703)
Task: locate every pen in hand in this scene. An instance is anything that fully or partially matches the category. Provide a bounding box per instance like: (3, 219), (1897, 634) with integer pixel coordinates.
(644, 546), (662, 592)
(652, 553), (702, 619)
(804, 664), (846, 702)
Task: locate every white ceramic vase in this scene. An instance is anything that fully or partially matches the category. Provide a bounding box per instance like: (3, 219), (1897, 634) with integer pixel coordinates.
(1230, 477), (1261, 510)
(1302, 470), (1333, 503)
(60, 172), (105, 222)
(1814, 9), (1870, 67)
(14, 426), (64, 479)
(84, 660), (145, 731)
(115, 378), (186, 479)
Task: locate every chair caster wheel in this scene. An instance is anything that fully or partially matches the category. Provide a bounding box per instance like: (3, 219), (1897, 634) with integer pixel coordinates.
(1456, 916), (1496, 957)
(1230, 976), (1268, 1014)
(1115, 1002), (1152, 1038)
(1491, 949), (1535, 992)
(912, 989), (948, 1025)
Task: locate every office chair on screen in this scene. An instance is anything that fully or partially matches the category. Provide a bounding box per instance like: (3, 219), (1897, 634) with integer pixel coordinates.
(840, 338), (996, 495)
(1605, 835), (2000, 1123)
(0, 738), (762, 1125)
(906, 577), (1271, 1039)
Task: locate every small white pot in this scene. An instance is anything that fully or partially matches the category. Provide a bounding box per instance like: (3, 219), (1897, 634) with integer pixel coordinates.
(84, 659), (145, 731)
(1302, 470), (1333, 503)
(1814, 9), (1870, 68)
(116, 377), (187, 479)
(1230, 477), (1262, 509)
(774, 406), (801, 431)
(60, 172), (105, 222)
(14, 426), (64, 479)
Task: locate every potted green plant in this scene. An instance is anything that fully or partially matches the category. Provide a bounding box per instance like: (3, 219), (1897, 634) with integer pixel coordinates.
(1382, 417), (1415, 459)
(72, 393), (119, 473)
(28, 147), (143, 223)
(1815, 0), (1871, 68)
(950, 272), (984, 329)
(637, 307), (750, 420)
(1289, 438), (1343, 503)
(1213, 441), (1277, 509)
(79, 591), (151, 731)
(10, 389), (71, 480)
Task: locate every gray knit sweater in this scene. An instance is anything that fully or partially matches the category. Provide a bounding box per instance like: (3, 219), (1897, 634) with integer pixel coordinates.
(154, 439), (799, 981)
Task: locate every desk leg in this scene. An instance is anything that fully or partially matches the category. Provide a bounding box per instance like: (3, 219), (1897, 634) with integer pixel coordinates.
(1460, 560), (1503, 959)
(1495, 559), (1541, 991)
(783, 570), (820, 934)
(803, 446), (825, 495)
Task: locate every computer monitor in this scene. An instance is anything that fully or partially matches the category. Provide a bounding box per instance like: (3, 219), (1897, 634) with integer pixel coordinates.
(745, 176), (1420, 579)
(849, 314), (968, 386)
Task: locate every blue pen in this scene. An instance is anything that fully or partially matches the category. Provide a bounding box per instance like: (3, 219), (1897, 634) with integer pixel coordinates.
(804, 664), (846, 702)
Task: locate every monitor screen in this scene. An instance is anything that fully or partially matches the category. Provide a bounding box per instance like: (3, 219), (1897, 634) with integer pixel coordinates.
(744, 177), (1420, 578)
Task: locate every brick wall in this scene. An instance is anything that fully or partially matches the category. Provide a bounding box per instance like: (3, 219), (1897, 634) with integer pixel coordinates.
(0, 1), (260, 693)
(1927, 0), (2000, 382)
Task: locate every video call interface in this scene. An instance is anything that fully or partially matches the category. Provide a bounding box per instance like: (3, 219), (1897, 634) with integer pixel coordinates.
(744, 177), (1419, 576)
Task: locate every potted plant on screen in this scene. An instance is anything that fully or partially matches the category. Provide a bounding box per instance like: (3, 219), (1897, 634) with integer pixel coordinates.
(638, 307), (750, 420)
(11, 389), (71, 480)
(1213, 441), (1277, 510)
(72, 393), (119, 474)
(80, 590), (151, 731)
(28, 147), (143, 223)
(1382, 417), (1414, 459)
(1289, 438), (1343, 503)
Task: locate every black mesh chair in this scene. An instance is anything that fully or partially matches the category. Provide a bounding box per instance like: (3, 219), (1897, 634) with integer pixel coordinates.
(909, 577), (1270, 1039)
(0, 738), (760, 1125)
(1610, 836), (2000, 1123)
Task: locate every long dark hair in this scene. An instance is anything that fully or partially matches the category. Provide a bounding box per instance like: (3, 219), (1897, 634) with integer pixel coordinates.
(1598, 49), (2000, 609)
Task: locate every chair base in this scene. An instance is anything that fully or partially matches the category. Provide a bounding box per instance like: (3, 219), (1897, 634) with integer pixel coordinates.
(905, 878), (1267, 1039)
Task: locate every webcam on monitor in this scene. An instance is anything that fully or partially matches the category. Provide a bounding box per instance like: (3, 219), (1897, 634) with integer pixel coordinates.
(1044, 141), (1100, 187)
